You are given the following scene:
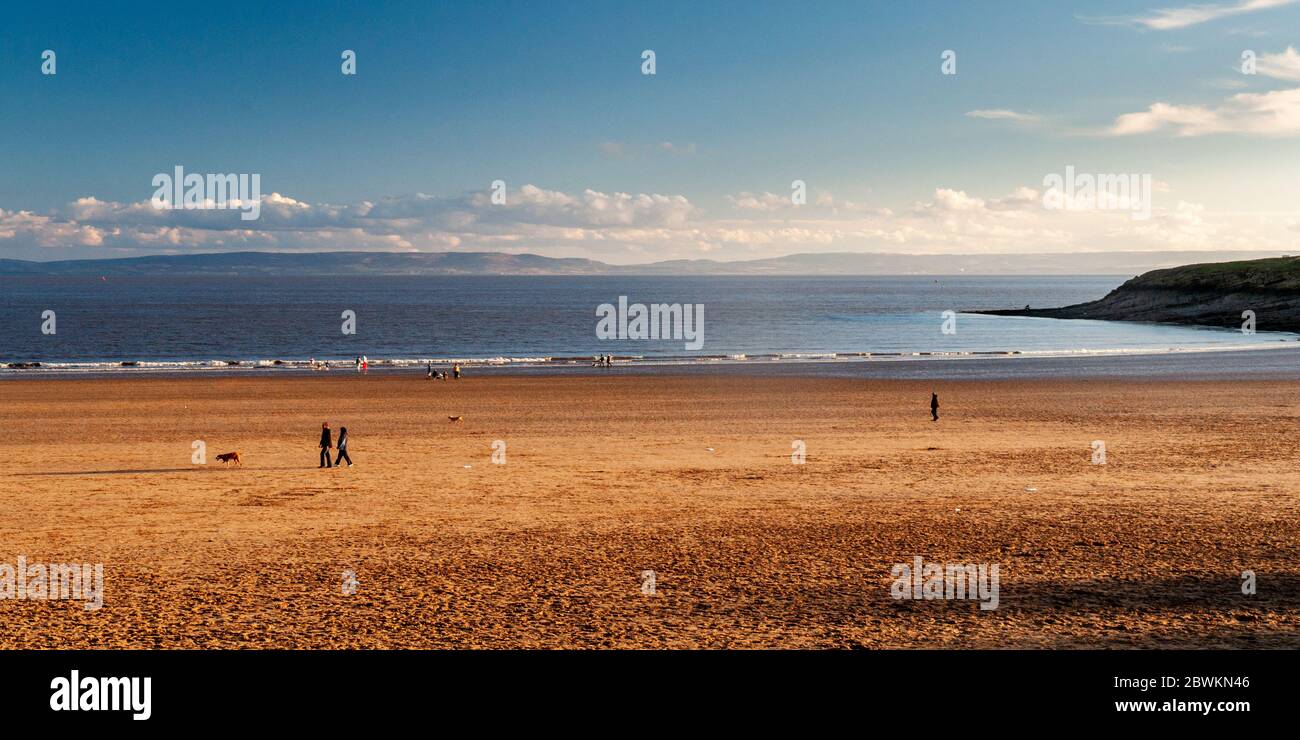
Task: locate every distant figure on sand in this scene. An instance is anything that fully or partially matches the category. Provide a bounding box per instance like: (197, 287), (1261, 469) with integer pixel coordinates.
(335, 426), (353, 467)
(362, 355), (369, 374)
(319, 422), (333, 468)
(453, 364), (461, 379)
(930, 392), (939, 422)
(426, 362), (434, 379)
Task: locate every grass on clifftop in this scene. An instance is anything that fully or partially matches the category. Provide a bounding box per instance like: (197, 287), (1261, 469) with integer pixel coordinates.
(1132, 256), (1300, 292)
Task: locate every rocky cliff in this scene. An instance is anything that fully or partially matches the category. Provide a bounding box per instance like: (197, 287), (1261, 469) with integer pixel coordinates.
(971, 256), (1300, 333)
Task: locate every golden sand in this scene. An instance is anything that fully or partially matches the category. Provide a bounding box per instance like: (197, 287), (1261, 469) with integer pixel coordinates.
(1, 373), (1295, 648)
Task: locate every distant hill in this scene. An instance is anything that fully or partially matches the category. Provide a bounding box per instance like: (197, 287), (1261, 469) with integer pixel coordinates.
(971, 256), (1300, 333)
(618, 251), (1297, 276)
(0, 249), (1294, 277)
(0, 251), (609, 276)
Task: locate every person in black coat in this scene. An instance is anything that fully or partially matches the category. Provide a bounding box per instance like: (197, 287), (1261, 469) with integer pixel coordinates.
(930, 392), (939, 422)
(335, 426), (353, 467)
(319, 422), (333, 468)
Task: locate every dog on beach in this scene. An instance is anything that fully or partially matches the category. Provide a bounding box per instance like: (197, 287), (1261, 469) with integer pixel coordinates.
(215, 451), (242, 466)
(448, 416), (464, 423)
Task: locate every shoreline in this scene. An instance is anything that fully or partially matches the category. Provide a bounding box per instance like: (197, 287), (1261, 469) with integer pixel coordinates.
(6, 340), (1300, 381)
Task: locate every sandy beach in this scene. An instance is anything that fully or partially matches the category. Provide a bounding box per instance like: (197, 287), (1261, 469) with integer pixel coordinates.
(1, 372), (1296, 648)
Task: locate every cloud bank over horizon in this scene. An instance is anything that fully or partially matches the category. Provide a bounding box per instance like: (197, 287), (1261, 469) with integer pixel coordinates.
(2, 180), (1294, 264)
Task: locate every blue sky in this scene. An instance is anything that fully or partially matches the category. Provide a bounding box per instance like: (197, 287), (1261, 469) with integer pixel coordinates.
(2, 0), (1298, 262)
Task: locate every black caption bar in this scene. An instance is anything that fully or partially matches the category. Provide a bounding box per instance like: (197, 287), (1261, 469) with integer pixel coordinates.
(1, 650), (1287, 728)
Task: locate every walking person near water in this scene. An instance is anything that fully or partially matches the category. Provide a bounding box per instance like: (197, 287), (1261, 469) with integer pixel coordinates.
(930, 392), (939, 422)
(318, 422), (333, 468)
(334, 426), (353, 467)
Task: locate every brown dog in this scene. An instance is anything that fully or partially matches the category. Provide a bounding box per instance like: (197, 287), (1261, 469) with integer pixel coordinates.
(215, 451), (242, 466)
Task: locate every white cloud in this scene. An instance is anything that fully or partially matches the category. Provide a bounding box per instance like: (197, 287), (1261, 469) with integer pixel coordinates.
(965, 109), (1041, 124)
(1101, 0), (1298, 30)
(726, 190), (883, 215)
(931, 189), (986, 211)
(1256, 46), (1300, 81)
(913, 188), (1041, 214)
(484, 185), (697, 228)
(1107, 87), (1300, 136)
(727, 191), (797, 212)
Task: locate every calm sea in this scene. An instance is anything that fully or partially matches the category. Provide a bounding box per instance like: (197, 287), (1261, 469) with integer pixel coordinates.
(0, 275), (1293, 373)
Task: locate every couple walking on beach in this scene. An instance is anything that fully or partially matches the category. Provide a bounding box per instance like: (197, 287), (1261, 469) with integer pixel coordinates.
(318, 422), (353, 467)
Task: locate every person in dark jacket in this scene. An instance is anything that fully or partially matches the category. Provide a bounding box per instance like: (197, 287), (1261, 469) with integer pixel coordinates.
(319, 422), (333, 468)
(930, 392), (939, 422)
(335, 426), (353, 467)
